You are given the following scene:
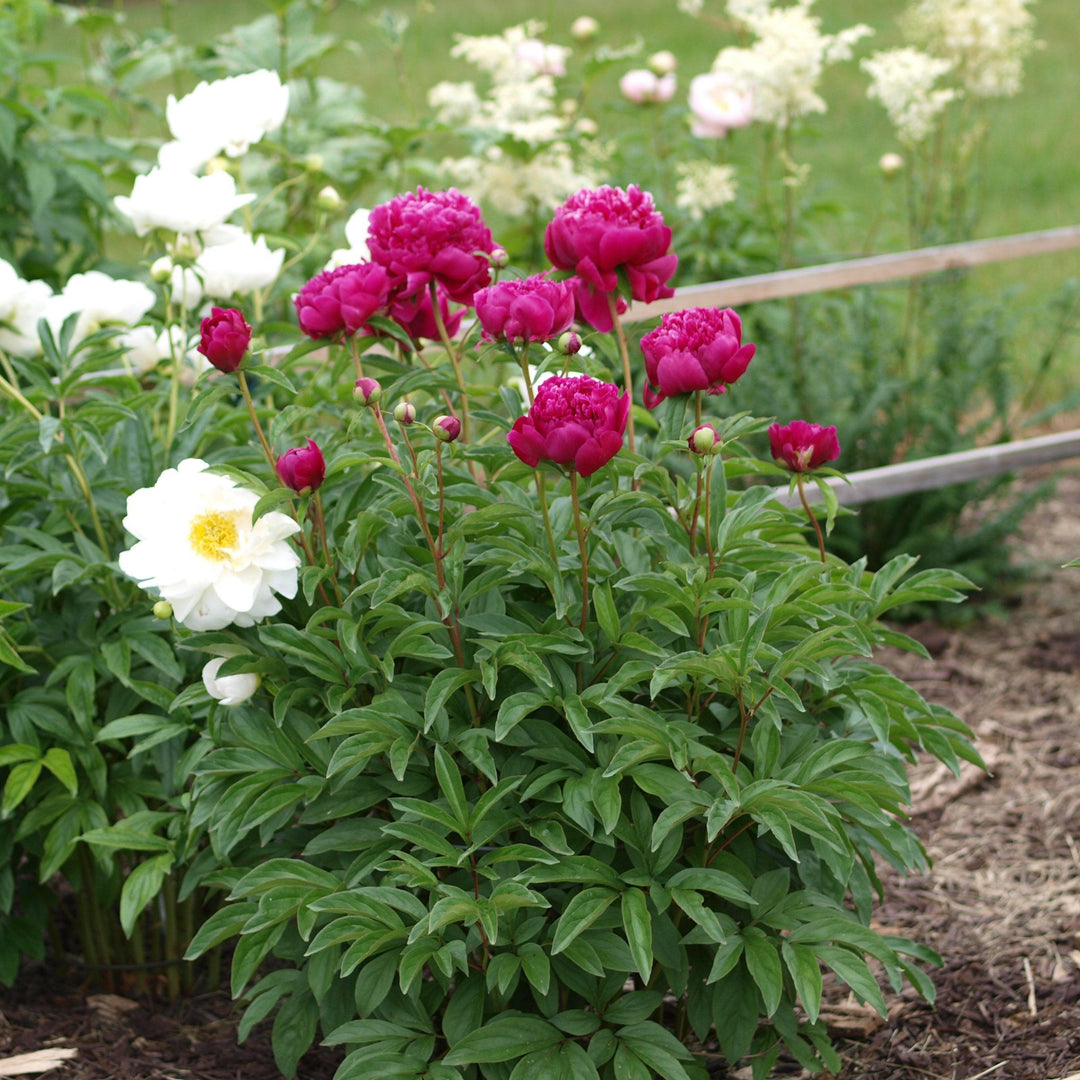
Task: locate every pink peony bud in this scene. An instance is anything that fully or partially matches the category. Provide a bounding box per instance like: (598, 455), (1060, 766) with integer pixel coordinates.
(432, 415), (462, 443)
(507, 375), (629, 477)
(768, 421), (840, 473)
(368, 187), (496, 306)
(544, 185), (677, 332)
(649, 50), (678, 76)
(641, 306), (755, 409)
(393, 401), (416, 425)
(294, 261), (392, 341)
(558, 331), (582, 356)
(688, 423), (720, 455)
(620, 69), (676, 104)
(197, 307), (251, 373)
(276, 438), (325, 494)
(475, 273), (576, 344)
(353, 377), (383, 406)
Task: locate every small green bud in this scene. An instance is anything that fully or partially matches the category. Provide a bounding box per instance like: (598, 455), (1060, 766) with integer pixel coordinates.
(317, 185), (343, 212)
(305, 153), (325, 173)
(150, 256), (173, 283)
(393, 401), (416, 425)
(353, 377), (383, 406)
(432, 414), (462, 443)
(153, 600), (173, 620)
(688, 423), (720, 455)
(557, 331), (582, 356)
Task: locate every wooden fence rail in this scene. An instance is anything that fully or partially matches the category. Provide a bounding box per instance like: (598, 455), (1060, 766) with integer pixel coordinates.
(616, 224), (1080, 503)
(622, 224), (1080, 319)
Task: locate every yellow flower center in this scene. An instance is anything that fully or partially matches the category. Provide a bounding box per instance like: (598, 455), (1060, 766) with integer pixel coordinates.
(188, 511), (240, 561)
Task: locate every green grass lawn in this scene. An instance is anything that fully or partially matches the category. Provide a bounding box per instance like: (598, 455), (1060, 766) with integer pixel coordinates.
(109, 0), (1080, 393)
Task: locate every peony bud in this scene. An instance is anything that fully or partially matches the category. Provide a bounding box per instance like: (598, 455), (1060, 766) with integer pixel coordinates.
(558, 331), (582, 356)
(648, 50), (678, 76)
(560, 99), (579, 117)
(202, 657), (259, 707)
(688, 423), (720, 455)
(353, 377), (383, 406)
(171, 233), (202, 261)
(317, 185), (343, 212)
(205, 156), (230, 175)
(393, 401), (416, 425)
(276, 438), (325, 494)
(150, 256), (173, 283)
(490, 247), (510, 268)
(570, 15), (599, 42)
(576, 117), (599, 137)
(197, 307), (251, 373)
(768, 420), (840, 473)
(879, 152), (905, 179)
(152, 600), (173, 620)
(432, 414), (462, 443)
(305, 153), (325, 173)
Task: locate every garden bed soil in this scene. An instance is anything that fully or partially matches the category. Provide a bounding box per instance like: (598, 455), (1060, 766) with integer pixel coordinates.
(3, 468), (1080, 1080)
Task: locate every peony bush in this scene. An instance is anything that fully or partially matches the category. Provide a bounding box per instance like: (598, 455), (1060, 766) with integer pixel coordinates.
(88, 182), (976, 1079)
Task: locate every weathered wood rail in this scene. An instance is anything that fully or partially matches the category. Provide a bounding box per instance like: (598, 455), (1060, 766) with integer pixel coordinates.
(619, 225), (1080, 503)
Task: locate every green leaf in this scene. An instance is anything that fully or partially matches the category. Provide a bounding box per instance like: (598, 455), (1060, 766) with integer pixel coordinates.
(433, 745), (469, 831)
(41, 748), (77, 795)
(443, 1016), (562, 1065)
(246, 364), (297, 396)
(782, 941), (823, 1024)
(2, 760), (42, 816)
(551, 887), (619, 955)
(742, 927), (783, 1017)
(621, 889), (653, 981)
(120, 853), (173, 937)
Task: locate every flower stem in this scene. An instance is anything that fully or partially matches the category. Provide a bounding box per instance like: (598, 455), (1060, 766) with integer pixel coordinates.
(430, 281), (470, 444)
(607, 292), (636, 454)
(796, 475), (827, 564)
(570, 470), (589, 633)
(350, 336), (365, 381)
(312, 491), (342, 604)
(237, 369), (276, 471)
(536, 471), (559, 566)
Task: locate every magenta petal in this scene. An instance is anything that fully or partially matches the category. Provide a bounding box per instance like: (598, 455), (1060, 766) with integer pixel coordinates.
(574, 281), (614, 332)
(656, 353), (709, 396)
(507, 420), (545, 467)
(544, 422), (590, 465)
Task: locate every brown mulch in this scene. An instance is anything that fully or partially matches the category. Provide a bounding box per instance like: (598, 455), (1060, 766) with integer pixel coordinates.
(3, 472), (1080, 1080)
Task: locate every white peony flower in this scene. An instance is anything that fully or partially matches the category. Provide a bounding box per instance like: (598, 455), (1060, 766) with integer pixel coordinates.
(689, 71), (755, 136)
(114, 168), (257, 237)
(157, 139), (216, 174)
(201, 657), (260, 706)
(119, 324), (194, 375)
(195, 233), (284, 298)
(170, 265), (204, 311)
(0, 259), (53, 357)
(327, 208), (372, 270)
(44, 272), (156, 348)
(119, 458), (301, 631)
(166, 70), (289, 159)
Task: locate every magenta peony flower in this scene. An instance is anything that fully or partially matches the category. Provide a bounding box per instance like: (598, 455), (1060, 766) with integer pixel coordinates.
(641, 306), (755, 408)
(197, 307), (251, 372)
(543, 185), (677, 332)
(507, 375), (629, 477)
(276, 438), (325, 493)
(367, 187), (496, 305)
(474, 274), (576, 344)
(769, 421), (840, 473)
(388, 285), (463, 350)
(294, 262), (392, 341)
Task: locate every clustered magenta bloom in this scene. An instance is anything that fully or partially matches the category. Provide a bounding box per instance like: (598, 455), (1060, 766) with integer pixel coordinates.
(389, 286), (463, 349)
(293, 262), (392, 341)
(768, 420), (841, 472)
(197, 307), (251, 372)
(507, 375), (629, 477)
(118, 459), (300, 631)
(367, 187), (496, 305)
(474, 274), (576, 344)
(641, 306), (756, 408)
(276, 439), (326, 494)
(544, 185), (677, 332)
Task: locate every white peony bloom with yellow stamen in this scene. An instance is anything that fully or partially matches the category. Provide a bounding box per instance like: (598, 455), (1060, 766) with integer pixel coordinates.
(119, 459), (301, 630)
